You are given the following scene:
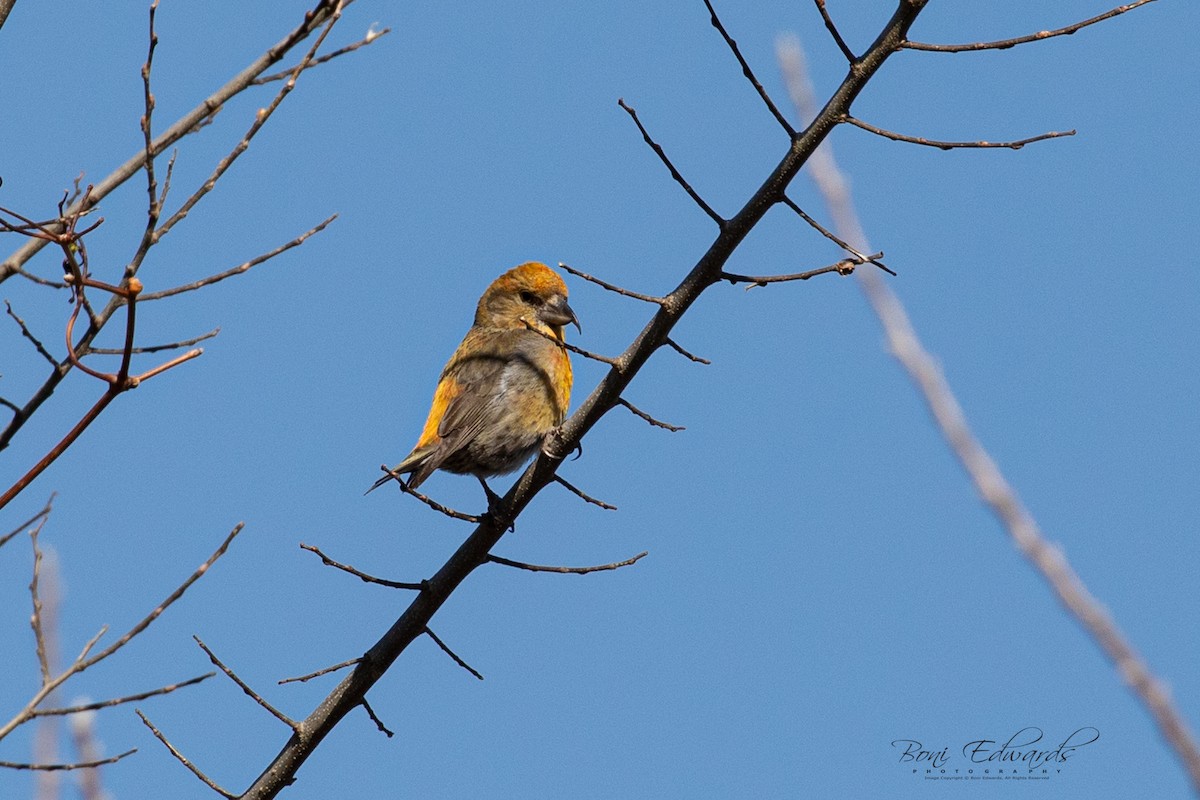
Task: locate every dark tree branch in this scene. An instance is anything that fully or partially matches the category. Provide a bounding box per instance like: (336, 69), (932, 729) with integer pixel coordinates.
(424, 628), (484, 681)
(87, 327), (219, 355)
(373, 467), (483, 522)
(721, 253), (880, 288)
(194, 637), (298, 731)
(617, 98), (725, 227)
(778, 195), (894, 274)
(359, 698), (394, 738)
(558, 262), (665, 306)
(137, 710), (235, 798)
(663, 337), (711, 365)
(0, 749), (137, 773)
(5, 301), (58, 366)
(488, 551), (648, 575)
(902, 0), (1158, 52)
(300, 543), (423, 590)
(552, 474), (618, 511)
(140, 216), (336, 301)
(843, 114), (1076, 150)
(31, 673), (214, 717)
(813, 0), (857, 61)
(278, 658), (362, 686)
(702, 0), (796, 135)
(616, 397), (685, 432)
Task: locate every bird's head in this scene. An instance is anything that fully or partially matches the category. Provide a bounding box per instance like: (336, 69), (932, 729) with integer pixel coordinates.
(476, 261), (580, 340)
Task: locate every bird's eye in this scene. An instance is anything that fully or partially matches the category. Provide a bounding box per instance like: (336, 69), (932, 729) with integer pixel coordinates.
(520, 290), (543, 306)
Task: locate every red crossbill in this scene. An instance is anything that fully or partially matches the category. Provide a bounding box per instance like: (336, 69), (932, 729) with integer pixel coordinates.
(368, 261), (579, 496)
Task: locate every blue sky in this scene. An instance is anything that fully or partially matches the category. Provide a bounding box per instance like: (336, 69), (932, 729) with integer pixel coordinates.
(1, 1), (1197, 798)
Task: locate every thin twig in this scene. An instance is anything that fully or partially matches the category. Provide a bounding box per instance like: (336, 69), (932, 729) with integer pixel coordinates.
(520, 319), (620, 367)
(721, 253), (880, 288)
(5, 301), (59, 367)
(813, 0), (856, 62)
(136, 710), (235, 798)
(616, 397), (684, 432)
(778, 195), (894, 275)
(278, 657), (362, 686)
(618, 98), (725, 227)
(359, 698), (394, 738)
(299, 543), (423, 590)
(663, 337), (711, 365)
(140, 216), (336, 300)
(844, 115), (1076, 150)
(552, 474), (617, 510)
(374, 467), (483, 523)
(902, 0), (1158, 52)
(0, 749), (137, 772)
(254, 26), (391, 84)
(29, 520), (51, 684)
(701, 0), (795, 136)
(194, 637), (297, 730)
(424, 628), (484, 681)
(0, 496), (54, 551)
(558, 262), (665, 305)
(488, 551), (648, 576)
(32, 673), (215, 717)
(87, 327), (219, 355)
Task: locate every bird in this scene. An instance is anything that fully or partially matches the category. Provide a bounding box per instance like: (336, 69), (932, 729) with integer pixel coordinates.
(367, 262), (579, 500)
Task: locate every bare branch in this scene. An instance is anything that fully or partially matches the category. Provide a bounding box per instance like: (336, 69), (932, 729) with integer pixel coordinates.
(254, 26), (391, 84)
(194, 637), (297, 731)
(552, 474), (617, 511)
(721, 253), (880, 288)
(615, 397), (684, 432)
(87, 327), (219, 355)
(520, 319), (621, 367)
(424, 627), (484, 681)
(558, 262), (665, 306)
(136, 710), (234, 798)
(778, 195), (894, 275)
(488, 551), (647, 576)
(372, 467), (484, 523)
(82, 523), (244, 670)
(0, 0), (345, 285)
(5, 301), (59, 367)
(902, 0), (1158, 52)
(701, 0), (795, 136)
(813, 0), (857, 62)
(359, 698), (394, 738)
(299, 543), (423, 590)
(0, 749), (137, 772)
(617, 98), (725, 227)
(0, 495), (53, 551)
(663, 337), (711, 365)
(278, 657), (362, 686)
(844, 114), (1076, 150)
(140, 216), (336, 301)
(32, 673), (215, 717)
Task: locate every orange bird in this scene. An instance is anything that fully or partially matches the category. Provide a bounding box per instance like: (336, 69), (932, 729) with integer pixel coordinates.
(368, 262), (579, 496)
